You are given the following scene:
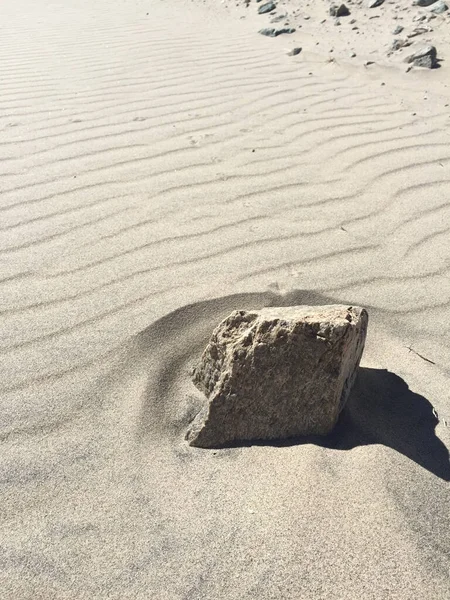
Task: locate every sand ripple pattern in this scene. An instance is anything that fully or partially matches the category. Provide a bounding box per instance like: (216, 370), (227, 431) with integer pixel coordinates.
(0, 1), (449, 598)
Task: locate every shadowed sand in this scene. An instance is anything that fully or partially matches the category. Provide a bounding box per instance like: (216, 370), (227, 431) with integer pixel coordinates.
(0, 0), (449, 598)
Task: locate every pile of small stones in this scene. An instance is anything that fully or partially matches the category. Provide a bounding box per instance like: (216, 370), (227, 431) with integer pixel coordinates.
(250, 0), (446, 69)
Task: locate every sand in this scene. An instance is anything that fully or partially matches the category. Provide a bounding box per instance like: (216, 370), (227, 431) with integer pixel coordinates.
(0, 0), (449, 597)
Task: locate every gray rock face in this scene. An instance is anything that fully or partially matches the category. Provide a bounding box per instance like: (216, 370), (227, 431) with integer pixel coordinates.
(187, 305), (368, 448)
(271, 14), (287, 22)
(405, 44), (438, 67)
(259, 27), (295, 37)
(330, 3), (351, 16)
(430, 0), (448, 12)
(390, 38), (412, 51)
(258, 1), (276, 14)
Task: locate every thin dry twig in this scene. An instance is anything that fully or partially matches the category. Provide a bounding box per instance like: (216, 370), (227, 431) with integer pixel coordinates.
(405, 345), (436, 365)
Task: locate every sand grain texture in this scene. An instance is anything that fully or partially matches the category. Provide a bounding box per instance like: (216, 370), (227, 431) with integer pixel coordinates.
(0, 0), (449, 598)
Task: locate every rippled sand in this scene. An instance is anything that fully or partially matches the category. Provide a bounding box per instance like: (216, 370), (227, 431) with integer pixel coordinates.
(0, 0), (449, 598)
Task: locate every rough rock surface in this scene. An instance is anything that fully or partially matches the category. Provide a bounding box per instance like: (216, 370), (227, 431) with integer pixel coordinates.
(330, 4), (351, 17)
(270, 14), (286, 22)
(406, 44), (438, 67)
(187, 305), (368, 448)
(259, 27), (295, 37)
(258, 1), (276, 14)
(430, 0), (448, 12)
(390, 38), (412, 52)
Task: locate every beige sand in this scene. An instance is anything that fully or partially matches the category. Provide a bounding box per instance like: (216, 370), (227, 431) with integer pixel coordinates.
(0, 0), (449, 598)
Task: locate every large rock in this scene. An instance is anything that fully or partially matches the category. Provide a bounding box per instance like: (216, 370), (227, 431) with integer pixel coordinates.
(187, 305), (368, 448)
(405, 45), (438, 68)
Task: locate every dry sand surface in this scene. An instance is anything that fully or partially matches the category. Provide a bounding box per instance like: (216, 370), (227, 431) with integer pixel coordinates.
(0, 0), (449, 598)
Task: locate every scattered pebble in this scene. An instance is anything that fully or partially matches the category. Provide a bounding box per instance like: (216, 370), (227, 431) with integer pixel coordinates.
(259, 27), (295, 37)
(407, 26), (432, 38)
(270, 14), (287, 22)
(288, 47), (302, 56)
(368, 0), (385, 7)
(258, 1), (277, 14)
(392, 25), (404, 34)
(415, 0), (437, 6)
(390, 38), (412, 51)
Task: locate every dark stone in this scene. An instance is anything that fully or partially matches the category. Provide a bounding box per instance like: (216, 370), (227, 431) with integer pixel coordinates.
(430, 0), (448, 12)
(368, 0), (385, 6)
(415, 0), (437, 5)
(288, 47), (302, 56)
(259, 27), (295, 37)
(271, 14), (287, 22)
(392, 25), (404, 34)
(258, 1), (276, 14)
(405, 45), (438, 68)
(330, 3), (351, 16)
(390, 38), (412, 51)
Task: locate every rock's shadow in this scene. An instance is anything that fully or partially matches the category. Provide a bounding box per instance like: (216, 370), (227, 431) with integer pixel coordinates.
(249, 367), (450, 481)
